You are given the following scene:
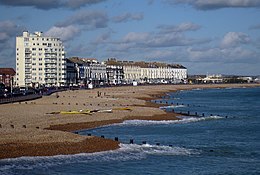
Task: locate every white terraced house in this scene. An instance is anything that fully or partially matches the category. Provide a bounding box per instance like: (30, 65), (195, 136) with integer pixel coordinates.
(16, 31), (66, 87)
(106, 58), (187, 84)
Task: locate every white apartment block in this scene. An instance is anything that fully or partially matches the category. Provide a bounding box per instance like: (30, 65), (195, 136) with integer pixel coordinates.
(16, 31), (66, 87)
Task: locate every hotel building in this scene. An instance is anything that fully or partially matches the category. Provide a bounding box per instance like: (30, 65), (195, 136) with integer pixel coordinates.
(16, 31), (66, 87)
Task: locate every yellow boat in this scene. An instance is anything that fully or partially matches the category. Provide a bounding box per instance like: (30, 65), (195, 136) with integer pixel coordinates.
(60, 110), (91, 115)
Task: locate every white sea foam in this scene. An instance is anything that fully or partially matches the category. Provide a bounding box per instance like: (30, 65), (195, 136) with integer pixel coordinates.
(118, 143), (197, 156)
(117, 115), (224, 126)
(160, 105), (185, 109)
(0, 143), (197, 173)
(192, 88), (203, 91)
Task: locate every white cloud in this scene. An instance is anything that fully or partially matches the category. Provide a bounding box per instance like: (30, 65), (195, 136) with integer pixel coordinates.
(0, 32), (9, 41)
(123, 32), (150, 42)
(56, 10), (108, 30)
(112, 13), (144, 23)
(221, 32), (250, 48)
(0, 0), (106, 10)
(0, 20), (25, 67)
(158, 22), (201, 33)
(45, 25), (80, 41)
(92, 31), (112, 44)
(167, 0), (260, 10)
(249, 24), (260, 30)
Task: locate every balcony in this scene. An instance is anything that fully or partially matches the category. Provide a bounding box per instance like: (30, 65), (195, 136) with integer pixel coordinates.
(45, 60), (57, 64)
(45, 65), (56, 69)
(25, 49), (31, 53)
(25, 54), (31, 58)
(25, 70), (31, 73)
(25, 60), (31, 64)
(45, 70), (57, 74)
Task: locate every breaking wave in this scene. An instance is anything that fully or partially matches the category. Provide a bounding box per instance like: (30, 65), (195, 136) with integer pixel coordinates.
(160, 105), (185, 109)
(118, 115), (224, 126)
(0, 144), (197, 174)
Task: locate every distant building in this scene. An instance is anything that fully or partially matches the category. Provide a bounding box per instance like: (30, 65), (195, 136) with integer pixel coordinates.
(238, 76), (253, 83)
(201, 74), (223, 83)
(0, 68), (16, 87)
(66, 59), (78, 86)
(67, 57), (107, 87)
(16, 31), (66, 87)
(106, 60), (124, 85)
(106, 58), (187, 84)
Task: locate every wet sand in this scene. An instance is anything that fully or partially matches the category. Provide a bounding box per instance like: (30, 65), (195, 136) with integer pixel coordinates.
(0, 84), (259, 159)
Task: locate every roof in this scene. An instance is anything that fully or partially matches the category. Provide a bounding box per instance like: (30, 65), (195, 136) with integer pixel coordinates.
(0, 68), (16, 76)
(106, 59), (186, 69)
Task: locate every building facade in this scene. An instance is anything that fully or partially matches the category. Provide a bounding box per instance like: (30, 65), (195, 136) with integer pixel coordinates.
(106, 59), (187, 84)
(16, 31), (66, 87)
(0, 68), (16, 87)
(67, 57), (107, 87)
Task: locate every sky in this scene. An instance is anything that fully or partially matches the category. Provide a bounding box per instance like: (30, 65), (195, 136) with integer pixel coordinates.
(0, 0), (260, 75)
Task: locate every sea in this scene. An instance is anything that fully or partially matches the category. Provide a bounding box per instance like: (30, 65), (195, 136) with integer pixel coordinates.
(0, 87), (259, 175)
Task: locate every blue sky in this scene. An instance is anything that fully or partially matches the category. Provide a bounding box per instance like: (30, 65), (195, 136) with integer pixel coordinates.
(0, 0), (260, 75)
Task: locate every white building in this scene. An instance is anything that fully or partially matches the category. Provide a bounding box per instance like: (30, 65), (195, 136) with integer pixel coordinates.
(16, 31), (66, 87)
(106, 59), (187, 84)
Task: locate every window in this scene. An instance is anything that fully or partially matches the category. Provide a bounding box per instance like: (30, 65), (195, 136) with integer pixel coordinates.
(32, 48), (36, 51)
(39, 68), (42, 71)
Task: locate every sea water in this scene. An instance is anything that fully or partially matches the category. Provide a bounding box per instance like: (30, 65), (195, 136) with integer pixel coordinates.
(1, 87), (259, 175)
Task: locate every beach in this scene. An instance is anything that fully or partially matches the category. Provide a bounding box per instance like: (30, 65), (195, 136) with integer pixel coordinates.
(0, 84), (259, 159)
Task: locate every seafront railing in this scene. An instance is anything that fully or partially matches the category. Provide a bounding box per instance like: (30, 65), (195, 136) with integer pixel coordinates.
(0, 94), (42, 104)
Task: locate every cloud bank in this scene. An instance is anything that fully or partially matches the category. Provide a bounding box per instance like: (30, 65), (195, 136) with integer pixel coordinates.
(166, 0), (260, 10)
(0, 0), (106, 10)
